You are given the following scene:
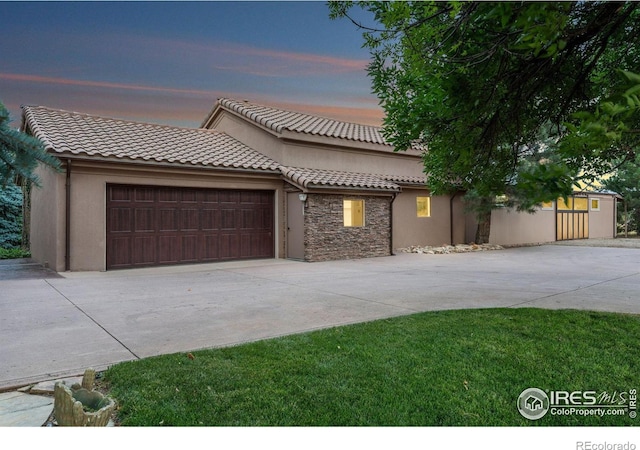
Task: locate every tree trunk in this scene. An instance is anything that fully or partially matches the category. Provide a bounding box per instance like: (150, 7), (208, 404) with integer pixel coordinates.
(475, 210), (491, 244)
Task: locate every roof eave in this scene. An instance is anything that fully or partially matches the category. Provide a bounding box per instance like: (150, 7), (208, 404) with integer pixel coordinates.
(46, 152), (283, 175)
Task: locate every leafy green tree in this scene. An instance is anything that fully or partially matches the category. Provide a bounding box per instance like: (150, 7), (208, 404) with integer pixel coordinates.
(605, 154), (640, 235)
(0, 101), (60, 187)
(330, 1), (640, 243)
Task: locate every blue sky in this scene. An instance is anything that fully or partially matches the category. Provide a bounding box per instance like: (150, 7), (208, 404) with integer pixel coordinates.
(1, 1), (383, 128)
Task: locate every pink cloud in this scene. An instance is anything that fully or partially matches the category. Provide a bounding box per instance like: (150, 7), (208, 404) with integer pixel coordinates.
(107, 33), (369, 77)
(210, 43), (368, 76)
(0, 72), (219, 97)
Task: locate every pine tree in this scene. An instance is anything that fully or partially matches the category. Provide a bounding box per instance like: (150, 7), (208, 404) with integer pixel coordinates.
(0, 101), (60, 187)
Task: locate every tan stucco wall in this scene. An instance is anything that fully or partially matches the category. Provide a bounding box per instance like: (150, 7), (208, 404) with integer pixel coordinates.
(212, 114), (285, 163)
(587, 195), (616, 238)
(213, 111), (425, 178)
(30, 163), (66, 271)
(59, 161), (284, 271)
(392, 189), (460, 249)
(465, 195), (618, 244)
(488, 207), (556, 246)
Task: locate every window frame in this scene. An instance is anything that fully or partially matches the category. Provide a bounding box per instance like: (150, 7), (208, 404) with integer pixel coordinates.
(590, 197), (601, 212)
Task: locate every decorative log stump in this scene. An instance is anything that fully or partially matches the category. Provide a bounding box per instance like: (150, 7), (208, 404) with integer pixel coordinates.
(54, 371), (115, 426)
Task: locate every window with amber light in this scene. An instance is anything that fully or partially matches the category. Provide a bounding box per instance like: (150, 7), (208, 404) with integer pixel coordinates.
(417, 197), (431, 217)
(343, 200), (364, 227)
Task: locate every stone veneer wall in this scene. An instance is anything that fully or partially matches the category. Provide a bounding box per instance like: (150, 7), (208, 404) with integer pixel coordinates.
(304, 193), (392, 261)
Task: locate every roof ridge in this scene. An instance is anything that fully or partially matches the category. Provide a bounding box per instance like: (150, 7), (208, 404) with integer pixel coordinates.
(217, 98), (390, 145)
(22, 105), (226, 135)
(219, 98), (383, 131)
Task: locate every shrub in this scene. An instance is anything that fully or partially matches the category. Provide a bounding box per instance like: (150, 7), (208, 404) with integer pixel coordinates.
(0, 247), (30, 259)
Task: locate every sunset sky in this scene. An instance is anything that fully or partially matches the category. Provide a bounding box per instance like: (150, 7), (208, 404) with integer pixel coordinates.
(1, 1), (384, 128)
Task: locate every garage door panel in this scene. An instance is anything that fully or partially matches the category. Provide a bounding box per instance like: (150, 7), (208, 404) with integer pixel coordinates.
(135, 208), (155, 232)
(202, 191), (218, 203)
(109, 207), (132, 232)
(133, 236), (156, 265)
(158, 236), (180, 264)
(181, 235), (199, 262)
(219, 233), (240, 259)
(201, 235), (219, 260)
(135, 187), (155, 202)
(157, 187), (178, 203)
(159, 209), (178, 231)
(180, 208), (199, 231)
(109, 237), (131, 268)
(107, 185), (273, 269)
(221, 209), (237, 229)
(110, 186), (132, 202)
(201, 209), (220, 230)
(219, 191), (239, 204)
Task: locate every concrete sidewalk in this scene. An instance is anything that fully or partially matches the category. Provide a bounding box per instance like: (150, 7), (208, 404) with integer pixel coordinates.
(1, 244), (639, 425)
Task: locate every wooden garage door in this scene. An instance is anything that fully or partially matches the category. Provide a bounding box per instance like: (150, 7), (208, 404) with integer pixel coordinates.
(106, 185), (274, 269)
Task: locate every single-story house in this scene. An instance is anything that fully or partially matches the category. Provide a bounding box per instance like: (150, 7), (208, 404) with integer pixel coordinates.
(21, 99), (618, 271)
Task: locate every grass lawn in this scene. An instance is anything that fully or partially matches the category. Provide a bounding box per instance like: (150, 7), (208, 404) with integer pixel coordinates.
(103, 308), (639, 426)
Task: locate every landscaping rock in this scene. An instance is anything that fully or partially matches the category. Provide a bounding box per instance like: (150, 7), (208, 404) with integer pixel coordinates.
(398, 243), (504, 254)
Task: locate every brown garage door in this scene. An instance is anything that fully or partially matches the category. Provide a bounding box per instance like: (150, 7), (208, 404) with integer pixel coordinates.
(106, 185), (274, 269)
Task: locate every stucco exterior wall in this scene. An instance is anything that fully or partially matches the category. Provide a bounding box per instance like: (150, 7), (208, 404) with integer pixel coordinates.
(56, 161), (284, 271)
(304, 193), (391, 262)
(392, 189), (455, 249)
(488, 207), (557, 246)
(30, 163), (66, 271)
(211, 114), (285, 163)
(587, 195), (616, 238)
(213, 111), (425, 178)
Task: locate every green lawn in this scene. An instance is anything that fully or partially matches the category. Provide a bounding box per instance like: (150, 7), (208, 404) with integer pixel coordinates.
(103, 308), (639, 426)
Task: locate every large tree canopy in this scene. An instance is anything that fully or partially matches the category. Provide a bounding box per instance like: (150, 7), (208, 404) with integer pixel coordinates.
(331, 1), (640, 242)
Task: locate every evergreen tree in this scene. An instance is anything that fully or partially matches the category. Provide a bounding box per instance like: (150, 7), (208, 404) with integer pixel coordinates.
(0, 101), (60, 187)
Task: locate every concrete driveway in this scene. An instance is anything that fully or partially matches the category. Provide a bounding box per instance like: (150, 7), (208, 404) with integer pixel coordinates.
(1, 244), (639, 390)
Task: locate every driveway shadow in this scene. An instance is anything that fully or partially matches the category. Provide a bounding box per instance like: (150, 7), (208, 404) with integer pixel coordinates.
(0, 258), (62, 280)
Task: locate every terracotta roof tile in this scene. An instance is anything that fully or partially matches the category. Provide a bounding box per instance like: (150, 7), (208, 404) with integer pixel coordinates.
(281, 166), (402, 192)
(22, 106), (281, 172)
(218, 98), (390, 146)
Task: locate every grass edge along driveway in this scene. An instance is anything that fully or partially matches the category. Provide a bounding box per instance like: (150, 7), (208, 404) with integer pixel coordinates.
(104, 308), (639, 426)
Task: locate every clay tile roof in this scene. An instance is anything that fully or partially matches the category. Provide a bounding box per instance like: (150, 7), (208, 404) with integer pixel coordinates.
(382, 174), (427, 185)
(218, 98), (390, 146)
(281, 166), (402, 192)
(22, 106), (281, 172)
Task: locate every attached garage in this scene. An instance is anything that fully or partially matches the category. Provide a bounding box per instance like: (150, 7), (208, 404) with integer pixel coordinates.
(23, 105), (283, 272)
(107, 185), (274, 269)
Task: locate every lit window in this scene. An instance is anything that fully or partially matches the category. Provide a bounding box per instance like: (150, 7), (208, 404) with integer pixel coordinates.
(417, 197), (431, 217)
(343, 200), (364, 227)
(574, 197), (588, 211)
(557, 197), (573, 210)
(591, 198), (600, 211)
(540, 201), (554, 210)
